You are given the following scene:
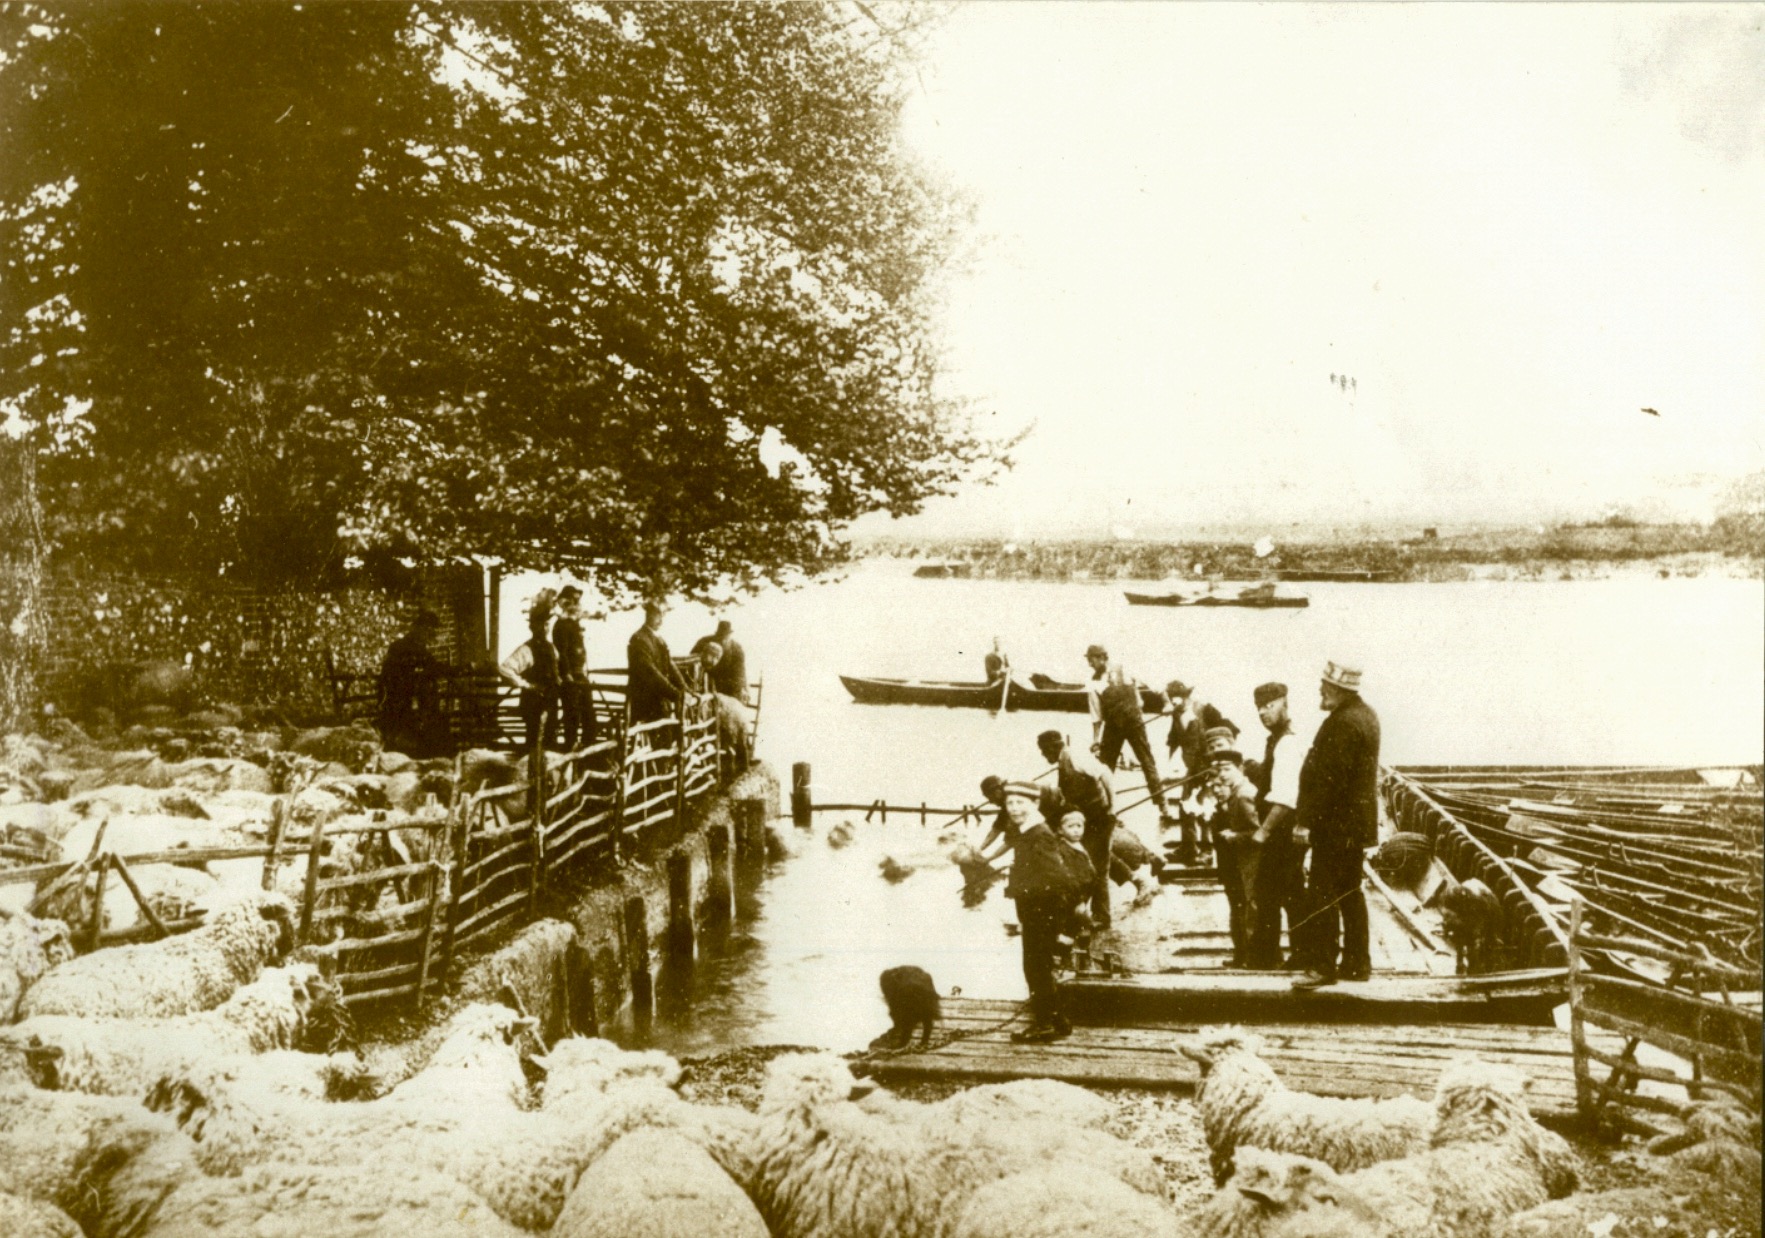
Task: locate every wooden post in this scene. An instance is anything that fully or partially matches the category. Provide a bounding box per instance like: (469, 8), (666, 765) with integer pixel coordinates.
(624, 895), (652, 1031)
(674, 692), (690, 824)
(566, 941), (599, 1037)
(413, 860), (444, 1011)
(261, 796), (286, 892)
(735, 799), (768, 864)
(530, 752), (547, 918)
(705, 821), (733, 923)
(791, 762), (812, 828)
(438, 788), (467, 982)
(1566, 897), (1596, 1128)
(108, 854), (170, 941)
(666, 849), (695, 961)
(86, 852), (111, 951)
(612, 703), (630, 865)
(298, 811), (328, 942)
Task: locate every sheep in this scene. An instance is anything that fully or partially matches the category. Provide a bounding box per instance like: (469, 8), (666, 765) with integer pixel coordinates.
(1188, 1147), (1386, 1238)
(952, 1170), (1182, 1237)
(747, 1052), (1165, 1238)
(0, 912), (75, 1023)
(1208, 1060), (1582, 1238)
(1180, 1027), (1432, 1185)
(3, 963), (321, 1097)
(137, 1162), (525, 1238)
(0, 1189), (81, 1238)
(1646, 1094), (1763, 1188)
(0, 1084), (198, 1238)
(551, 1126), (769, 1238)
(934, 1076), (1115, 1131)
(20, 891), (293, 1021)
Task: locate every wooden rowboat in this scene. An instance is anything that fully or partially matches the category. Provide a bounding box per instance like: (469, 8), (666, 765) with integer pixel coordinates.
(1124, 583), (1309, 609)
(839, 674), (1165, 714)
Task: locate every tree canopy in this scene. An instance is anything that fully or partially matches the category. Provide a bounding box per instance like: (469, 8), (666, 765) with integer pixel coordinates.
(0, 1), (993, 599)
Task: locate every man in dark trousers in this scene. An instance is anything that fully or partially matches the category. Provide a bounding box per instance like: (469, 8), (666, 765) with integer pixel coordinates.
(626, 599), (688, 726)
(1164, 680), (1239, 865)
(377, 609), (445, 757)
(1001, 780), (1092, 1044)
(1084, 645), (1173, 823)
(552, 585), (595, 751)
(707, 619), (747, 702)
(1247, 681), (1305, 970)
(1037, 729), (1117, 929)
(1292, 661), (1381, 989)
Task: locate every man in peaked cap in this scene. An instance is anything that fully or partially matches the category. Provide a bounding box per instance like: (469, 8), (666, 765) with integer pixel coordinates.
(1292, 660), (1381, 989)
(1247, 681), (1305, 970)
(1083, 644), (1173, 823)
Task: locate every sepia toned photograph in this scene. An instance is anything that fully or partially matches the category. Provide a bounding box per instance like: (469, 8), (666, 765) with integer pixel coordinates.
(0, 3), (1759, 1235)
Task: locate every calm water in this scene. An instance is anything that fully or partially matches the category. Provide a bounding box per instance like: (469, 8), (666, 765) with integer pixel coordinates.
(503, 563), (1765, 1054)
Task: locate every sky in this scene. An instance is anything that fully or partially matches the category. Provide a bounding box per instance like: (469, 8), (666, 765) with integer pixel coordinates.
(866, 2), (1765, 538)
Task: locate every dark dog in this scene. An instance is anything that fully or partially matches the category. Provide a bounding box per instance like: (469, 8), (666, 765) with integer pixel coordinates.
(1439, 878), (1504, 975)
(873, 965), (940, 1050)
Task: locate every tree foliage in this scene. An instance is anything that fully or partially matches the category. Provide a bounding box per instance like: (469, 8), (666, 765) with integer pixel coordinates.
(0, 1), (990, 599)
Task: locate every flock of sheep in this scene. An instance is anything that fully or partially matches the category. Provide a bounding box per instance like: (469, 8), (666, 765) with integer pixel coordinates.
(2, 869), (1756, 1238)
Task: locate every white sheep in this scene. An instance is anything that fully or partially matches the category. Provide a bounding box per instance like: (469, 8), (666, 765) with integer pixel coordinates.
(0, 1189), (81, 1238)
(746, 1052), (1166, 1238)
(20, 891), (293, 1020)
(1187, 1147), (1386, 1238)
(137, 1161), (525, 1238)
(551, 1126), (768, 1238)
(2, 963), (318, 1097)
(934, 1076), (1115, 1131)
(1181, 1026), (1433, 1185)
(0, 1083), (198, 1238)
(0, 912), (75, 1024)
(953, 1170), (1182, 1238)
(1206, 1060), (1582, 1238)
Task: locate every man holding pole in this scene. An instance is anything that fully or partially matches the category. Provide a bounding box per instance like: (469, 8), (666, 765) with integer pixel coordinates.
(1084, 645), (1173, 823)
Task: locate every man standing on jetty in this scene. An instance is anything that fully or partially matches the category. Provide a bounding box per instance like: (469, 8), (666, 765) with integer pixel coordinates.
(1292, 660), (1381, 989)
(627, 599), (689, 727)
(1084, 644), (1174, 824)
(1248, 682), (1304, 970)
(1037, 729), (1117, 929)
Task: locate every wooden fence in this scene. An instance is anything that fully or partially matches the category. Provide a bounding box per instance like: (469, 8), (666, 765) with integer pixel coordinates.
(4, 677), (740, 1012)
(1567, 898), (1763, 1135)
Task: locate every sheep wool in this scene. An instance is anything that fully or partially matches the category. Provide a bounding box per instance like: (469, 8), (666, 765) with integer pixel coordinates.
(0, 913), (74, 1023)
(3, 963), (318, 1097)
(1193, 1147), (1387, 1238)
(137, 1162), (525, 1238)
(551, 1127), (768, 1238)
(953, 1170), (1181, 1238)
(1241, 1060), (1583, 1238)
(1182, 1027), (1432, 1184)
(0, 1084), (197, 1238)
(20, 891), (293, 1021)
(0, 1189), (81, 1238)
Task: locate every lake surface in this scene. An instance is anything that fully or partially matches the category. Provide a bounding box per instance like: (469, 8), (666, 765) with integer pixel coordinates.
(502, 562), (1764, 1054)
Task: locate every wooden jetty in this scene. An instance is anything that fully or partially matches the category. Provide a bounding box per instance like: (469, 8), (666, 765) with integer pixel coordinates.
(861, 997), (1609, 1122)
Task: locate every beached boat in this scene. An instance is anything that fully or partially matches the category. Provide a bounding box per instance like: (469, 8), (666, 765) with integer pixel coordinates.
(1123, 581), (1309, 609)
(840, 673), (1164, 714)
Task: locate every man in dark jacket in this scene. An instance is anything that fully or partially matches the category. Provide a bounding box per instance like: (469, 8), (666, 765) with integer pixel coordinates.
(1002, 781), (1093, 1044)
(627, 600), (688, 726)
(1165, 681), (1238, 865)
(1085, 645), (1172, 823)
(1037, 729), (1117, 929)
(1292, 661), (1381, 989)
(377, 609), (445, 757)
(552, 586), (594, 751)
(707, 619), (748, 702)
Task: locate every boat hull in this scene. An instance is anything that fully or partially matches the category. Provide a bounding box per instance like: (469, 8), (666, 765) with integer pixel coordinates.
(1123, 590), (1309, 609)
(840, 675), (1163, 714)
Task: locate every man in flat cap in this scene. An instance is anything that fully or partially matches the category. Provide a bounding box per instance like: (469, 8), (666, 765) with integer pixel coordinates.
(1247, 681), (1304, 970)
(1292, 661), (1381, 989)
(1083, 644), (1173, 823)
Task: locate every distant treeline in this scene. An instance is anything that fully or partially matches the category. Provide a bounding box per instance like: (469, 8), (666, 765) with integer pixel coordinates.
(858, 519), (1763, 583)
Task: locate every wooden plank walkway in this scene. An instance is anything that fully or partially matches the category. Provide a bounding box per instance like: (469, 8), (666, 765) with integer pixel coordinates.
(859, 997), (1607, 1120)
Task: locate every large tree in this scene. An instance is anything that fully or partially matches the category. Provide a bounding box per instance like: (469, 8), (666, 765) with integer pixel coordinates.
(0, 2), (991, 599)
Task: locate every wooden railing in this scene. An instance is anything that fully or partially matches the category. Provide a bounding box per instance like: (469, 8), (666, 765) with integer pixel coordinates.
(1382, 768), (1571, 969)
(1567, 898), (1763, 1135)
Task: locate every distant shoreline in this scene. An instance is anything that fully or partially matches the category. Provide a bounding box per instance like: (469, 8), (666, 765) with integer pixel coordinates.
(856, 525), (1763, 584)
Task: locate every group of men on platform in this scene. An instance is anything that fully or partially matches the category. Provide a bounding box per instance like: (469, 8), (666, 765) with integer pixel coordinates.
(978, 653), (1381, 1042)
(378, 592), (752, 769)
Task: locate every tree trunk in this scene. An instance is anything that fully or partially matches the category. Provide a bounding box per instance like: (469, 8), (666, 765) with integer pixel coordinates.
(0, 434), (47, 732)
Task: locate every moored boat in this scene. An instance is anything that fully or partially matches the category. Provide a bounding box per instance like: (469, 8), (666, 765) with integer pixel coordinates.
(1124, 581), (1309, 609)
(840, 674), (1164, 714)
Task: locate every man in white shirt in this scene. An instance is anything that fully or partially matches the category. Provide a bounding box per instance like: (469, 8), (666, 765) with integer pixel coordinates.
(1247, 681), (1306, 970)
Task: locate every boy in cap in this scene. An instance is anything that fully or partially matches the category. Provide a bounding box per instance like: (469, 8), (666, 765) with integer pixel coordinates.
(1164, 680), (1240, 865)
(1292, 660), (1381, 989)
(1203, 727), (1261, 968)
(1036, 729), (1117, 929)
(1002, 782), (1092, 1043)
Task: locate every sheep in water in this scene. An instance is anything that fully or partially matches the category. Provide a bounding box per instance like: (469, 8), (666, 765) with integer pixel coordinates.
(20, 891), (293, 1021)
(1180, 1027), (1433, 1185)
(1197, 1059), (1581, 1238)
(746, 1052), (1165, 1238)
(3, 963), (322, 1098)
